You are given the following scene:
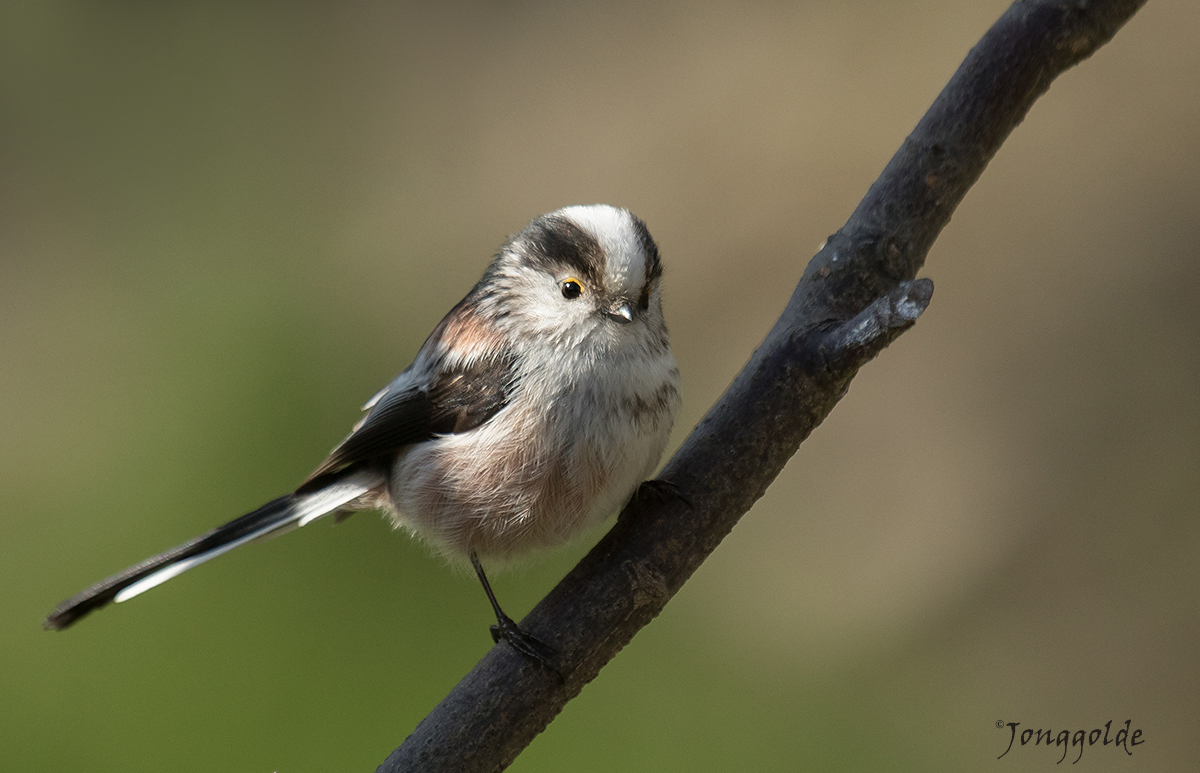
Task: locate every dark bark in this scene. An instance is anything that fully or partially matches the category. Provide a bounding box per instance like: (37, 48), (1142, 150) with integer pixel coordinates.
(378, 1), (1148, 770)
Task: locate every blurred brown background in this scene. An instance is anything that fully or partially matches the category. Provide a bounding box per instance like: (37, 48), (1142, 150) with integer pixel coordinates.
(2, 1), (1196, 771)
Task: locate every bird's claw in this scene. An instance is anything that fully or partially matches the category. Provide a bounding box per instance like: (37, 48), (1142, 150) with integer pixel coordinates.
(489, 614), (561, 679)
(635, 478), (694, 510)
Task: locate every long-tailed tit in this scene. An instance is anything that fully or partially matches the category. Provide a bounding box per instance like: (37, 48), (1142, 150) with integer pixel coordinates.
(44, 205), (681, 664)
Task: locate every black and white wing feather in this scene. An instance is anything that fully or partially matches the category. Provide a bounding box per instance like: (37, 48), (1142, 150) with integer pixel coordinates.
(298, 351), (515, 492)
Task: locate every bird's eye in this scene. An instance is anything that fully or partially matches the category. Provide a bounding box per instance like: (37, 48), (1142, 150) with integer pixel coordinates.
(560, 278), (584, 300)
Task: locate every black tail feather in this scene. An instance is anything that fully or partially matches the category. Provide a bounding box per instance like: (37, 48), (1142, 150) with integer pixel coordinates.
(43, 495), (296, 631)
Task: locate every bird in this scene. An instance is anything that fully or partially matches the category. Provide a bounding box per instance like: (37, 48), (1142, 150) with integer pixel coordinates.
(43, 204), (681, 666)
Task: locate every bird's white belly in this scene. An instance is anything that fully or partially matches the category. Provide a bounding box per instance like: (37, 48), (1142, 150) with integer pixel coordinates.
(388, 398), (668, 561)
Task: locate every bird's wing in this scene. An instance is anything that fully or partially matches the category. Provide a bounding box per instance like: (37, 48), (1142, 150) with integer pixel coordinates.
(297, 352), (515, 493)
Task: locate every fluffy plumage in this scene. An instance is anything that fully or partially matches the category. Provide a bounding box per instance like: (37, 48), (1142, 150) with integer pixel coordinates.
(44, 205), (680, 650)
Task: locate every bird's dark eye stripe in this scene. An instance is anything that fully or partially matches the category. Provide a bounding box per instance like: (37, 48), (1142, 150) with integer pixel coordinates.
(561, 279), (583, 299)
(638, 285), (651, 311)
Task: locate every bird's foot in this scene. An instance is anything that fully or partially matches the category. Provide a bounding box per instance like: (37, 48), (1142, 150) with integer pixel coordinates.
(634, 478), (694, 510)
(489, 614), (561, 679)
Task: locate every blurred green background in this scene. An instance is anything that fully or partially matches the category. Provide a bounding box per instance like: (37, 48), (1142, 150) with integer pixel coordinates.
(3, 1), (1197, 771)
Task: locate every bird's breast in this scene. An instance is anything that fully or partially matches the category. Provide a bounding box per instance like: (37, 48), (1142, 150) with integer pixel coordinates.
(388, 368), (676, 562)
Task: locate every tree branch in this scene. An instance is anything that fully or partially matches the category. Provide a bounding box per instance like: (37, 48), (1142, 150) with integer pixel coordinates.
(378, 1), (1147, 770)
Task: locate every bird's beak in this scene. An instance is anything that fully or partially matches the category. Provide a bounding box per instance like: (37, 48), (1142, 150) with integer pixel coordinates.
(607, 301), (634, 324)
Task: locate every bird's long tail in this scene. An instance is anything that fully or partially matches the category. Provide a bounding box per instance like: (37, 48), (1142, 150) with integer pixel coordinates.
(43, 470), (382, 631)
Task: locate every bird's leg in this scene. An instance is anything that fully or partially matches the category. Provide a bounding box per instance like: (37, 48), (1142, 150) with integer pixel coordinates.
(470, 552), (558, 672)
